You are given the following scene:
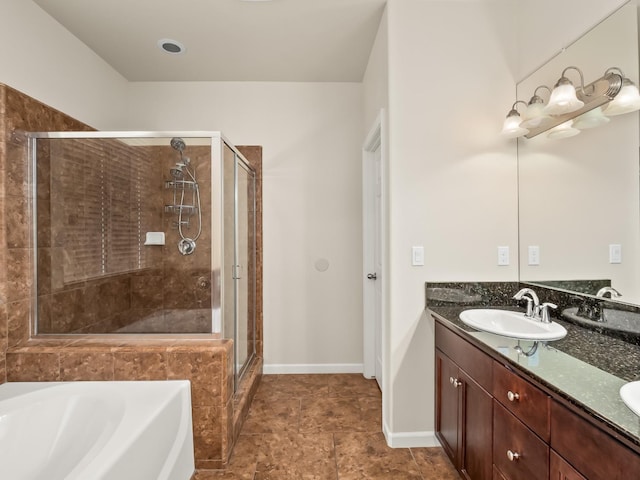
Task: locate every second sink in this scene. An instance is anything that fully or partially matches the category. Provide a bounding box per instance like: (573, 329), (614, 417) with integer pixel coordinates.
(459, 309), (568, 341)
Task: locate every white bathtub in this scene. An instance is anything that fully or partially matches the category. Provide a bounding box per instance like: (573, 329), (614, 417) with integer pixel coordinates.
(0, 380), (195, 480)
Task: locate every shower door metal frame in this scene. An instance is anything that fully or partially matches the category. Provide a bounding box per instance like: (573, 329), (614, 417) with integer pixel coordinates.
(223, 141), (257, 387)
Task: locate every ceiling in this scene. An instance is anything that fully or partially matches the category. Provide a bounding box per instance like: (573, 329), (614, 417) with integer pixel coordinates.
(33, 0), (386, 82)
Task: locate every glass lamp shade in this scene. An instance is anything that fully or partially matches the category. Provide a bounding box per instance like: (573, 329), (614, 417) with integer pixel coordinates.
(572, 107), (610, 129)
(547, 120), (580, 139)
(604, 83), (640, 116)
(520, 102), (552, 129)
(501, 111), (529, 138)
(543, 82), (584, 115)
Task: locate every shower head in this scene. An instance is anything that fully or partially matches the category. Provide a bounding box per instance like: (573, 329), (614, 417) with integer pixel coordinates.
(170, 137), (186, 153)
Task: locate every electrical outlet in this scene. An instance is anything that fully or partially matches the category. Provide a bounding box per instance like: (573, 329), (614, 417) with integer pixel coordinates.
(528, 246), (540, 266)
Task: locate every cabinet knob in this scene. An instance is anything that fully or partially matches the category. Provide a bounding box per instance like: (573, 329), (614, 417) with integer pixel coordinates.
(449, 377), (462, 388)
(507, 391), (520, 402)
(507, 450), (520, 461)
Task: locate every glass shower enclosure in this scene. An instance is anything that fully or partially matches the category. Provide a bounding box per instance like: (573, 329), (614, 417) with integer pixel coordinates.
(28, 131), (256, 384)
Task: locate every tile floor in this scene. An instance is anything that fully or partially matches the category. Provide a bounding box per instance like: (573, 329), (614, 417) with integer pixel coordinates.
(194, 373), (459, 479)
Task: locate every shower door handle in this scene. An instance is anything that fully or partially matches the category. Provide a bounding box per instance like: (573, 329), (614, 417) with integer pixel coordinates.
(232, 264), (243, 280)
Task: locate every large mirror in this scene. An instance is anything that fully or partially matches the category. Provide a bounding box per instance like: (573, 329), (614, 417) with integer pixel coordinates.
(517, 2), (640, 305)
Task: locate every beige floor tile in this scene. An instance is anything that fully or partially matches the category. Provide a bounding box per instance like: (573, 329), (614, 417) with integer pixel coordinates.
(300, 396), (381, 433)
(411, 447), (459, 480)
(254, 432), (337, 479)
(327, 374), (380, 397)
(335, 432), (422, 479)
(198, 374), (459, 480)
(242, 397), (301, 433)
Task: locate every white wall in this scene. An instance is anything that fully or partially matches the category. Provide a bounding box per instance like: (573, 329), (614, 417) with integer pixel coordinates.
(0, 0), (127, 130)
(124, 82), (364, 371)
(382, 0), (519, 442)
(363, 8), (389, 132)
(516, 0), (628, 81)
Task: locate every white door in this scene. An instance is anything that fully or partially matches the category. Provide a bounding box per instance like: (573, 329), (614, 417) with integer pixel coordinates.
(363, 112), (384, 391)
(372, 146), (383, 390)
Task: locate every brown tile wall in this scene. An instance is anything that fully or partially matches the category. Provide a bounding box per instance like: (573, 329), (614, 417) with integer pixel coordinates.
(0, 83), (264, 467)
(161, 145), (212, 319)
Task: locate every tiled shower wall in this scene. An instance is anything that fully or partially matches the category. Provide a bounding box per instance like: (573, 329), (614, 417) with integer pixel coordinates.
(0, 83), (264, 468)
(0, 83), (94, 380)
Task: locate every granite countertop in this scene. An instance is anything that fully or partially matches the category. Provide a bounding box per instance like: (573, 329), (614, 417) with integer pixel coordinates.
(429, 305), (640, 450)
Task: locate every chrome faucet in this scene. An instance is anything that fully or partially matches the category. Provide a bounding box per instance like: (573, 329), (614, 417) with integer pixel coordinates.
(513, 288), (539, 318)
(596, 286), (621, 299)
(513, 288), (557, 322)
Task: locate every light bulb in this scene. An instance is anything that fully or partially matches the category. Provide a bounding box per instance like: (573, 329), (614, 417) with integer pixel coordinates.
(544, 79), (584, 115)
(604, 82), (640, 116)
(547, 120), (580, 139)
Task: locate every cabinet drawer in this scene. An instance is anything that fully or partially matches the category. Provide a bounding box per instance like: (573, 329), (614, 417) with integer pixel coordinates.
(550, 450), (586, 480)
(494, 401), (549, 480)
(435, 321), (492, 391)
(551, 401), (640, 480)
(493, 361), (550, 441)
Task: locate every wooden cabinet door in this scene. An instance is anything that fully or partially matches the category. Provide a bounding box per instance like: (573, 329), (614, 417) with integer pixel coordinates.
(461, 369), (493, 480)
(550, 450), (586, 480)
(436, 349), (461, 467)
(494, 401), (549, 480)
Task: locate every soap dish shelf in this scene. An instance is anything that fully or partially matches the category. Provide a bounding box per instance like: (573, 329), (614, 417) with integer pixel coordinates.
(165, 180), (197, 190)
(164, 205), (198, 215)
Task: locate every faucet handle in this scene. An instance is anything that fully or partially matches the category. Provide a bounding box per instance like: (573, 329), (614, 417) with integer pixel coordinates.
(539, 302), (557, 323)
(515, 294), (534, 317)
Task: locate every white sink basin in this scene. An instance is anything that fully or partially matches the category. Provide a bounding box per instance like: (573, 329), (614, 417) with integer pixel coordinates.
(459, 309), (567, 341)
(620, 381), (640, 417)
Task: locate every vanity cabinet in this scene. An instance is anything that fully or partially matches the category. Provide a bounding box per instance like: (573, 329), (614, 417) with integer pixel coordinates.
(434, 318), (640, 480)
(492, 361), (550, 480)
(550, 400), (640, 479)
(435, 323), (493, 480)
(549, 451), (586, 480)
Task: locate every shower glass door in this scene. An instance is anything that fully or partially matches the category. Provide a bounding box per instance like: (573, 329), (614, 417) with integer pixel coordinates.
(222, 143), (256, 388)
(235, 160), (256, 382)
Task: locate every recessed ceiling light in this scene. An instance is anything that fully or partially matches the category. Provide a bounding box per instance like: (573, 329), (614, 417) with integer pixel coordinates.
(158, 38), (185, 55)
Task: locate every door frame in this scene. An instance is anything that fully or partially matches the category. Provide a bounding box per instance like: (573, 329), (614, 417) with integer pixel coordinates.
(362, 109), (387, 384)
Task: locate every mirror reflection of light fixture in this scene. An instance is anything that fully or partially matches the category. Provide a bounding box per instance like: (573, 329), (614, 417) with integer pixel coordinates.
(547, 120), (580, 139)
(501, 101), (529, 138)
(520, 85), (552, 129)
(602, 67), (640, 116)
(572, 106), (610, 130)
(544, 66), (585, 115)
(507, 66), (623, 139)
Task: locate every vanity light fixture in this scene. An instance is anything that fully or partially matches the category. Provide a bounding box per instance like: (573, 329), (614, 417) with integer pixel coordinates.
(547, 120), (580, 139)
(602, 68), (640, 116)
(506, 66), (623, 139)
(572, 106), (610, 130)
(501, 101), (529, 138)
(520, 85), (552, 129)
(544, 66), (585, 115)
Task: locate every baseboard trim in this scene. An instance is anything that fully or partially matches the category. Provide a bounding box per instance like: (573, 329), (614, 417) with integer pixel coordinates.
(383, 419), (441, 448)
(263, 363), (364, 374)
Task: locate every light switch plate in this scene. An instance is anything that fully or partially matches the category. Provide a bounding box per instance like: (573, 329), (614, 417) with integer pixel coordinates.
(610, 244), (622, 264)
(412, 246), (424, 266)
(497, 246), (509, 266)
